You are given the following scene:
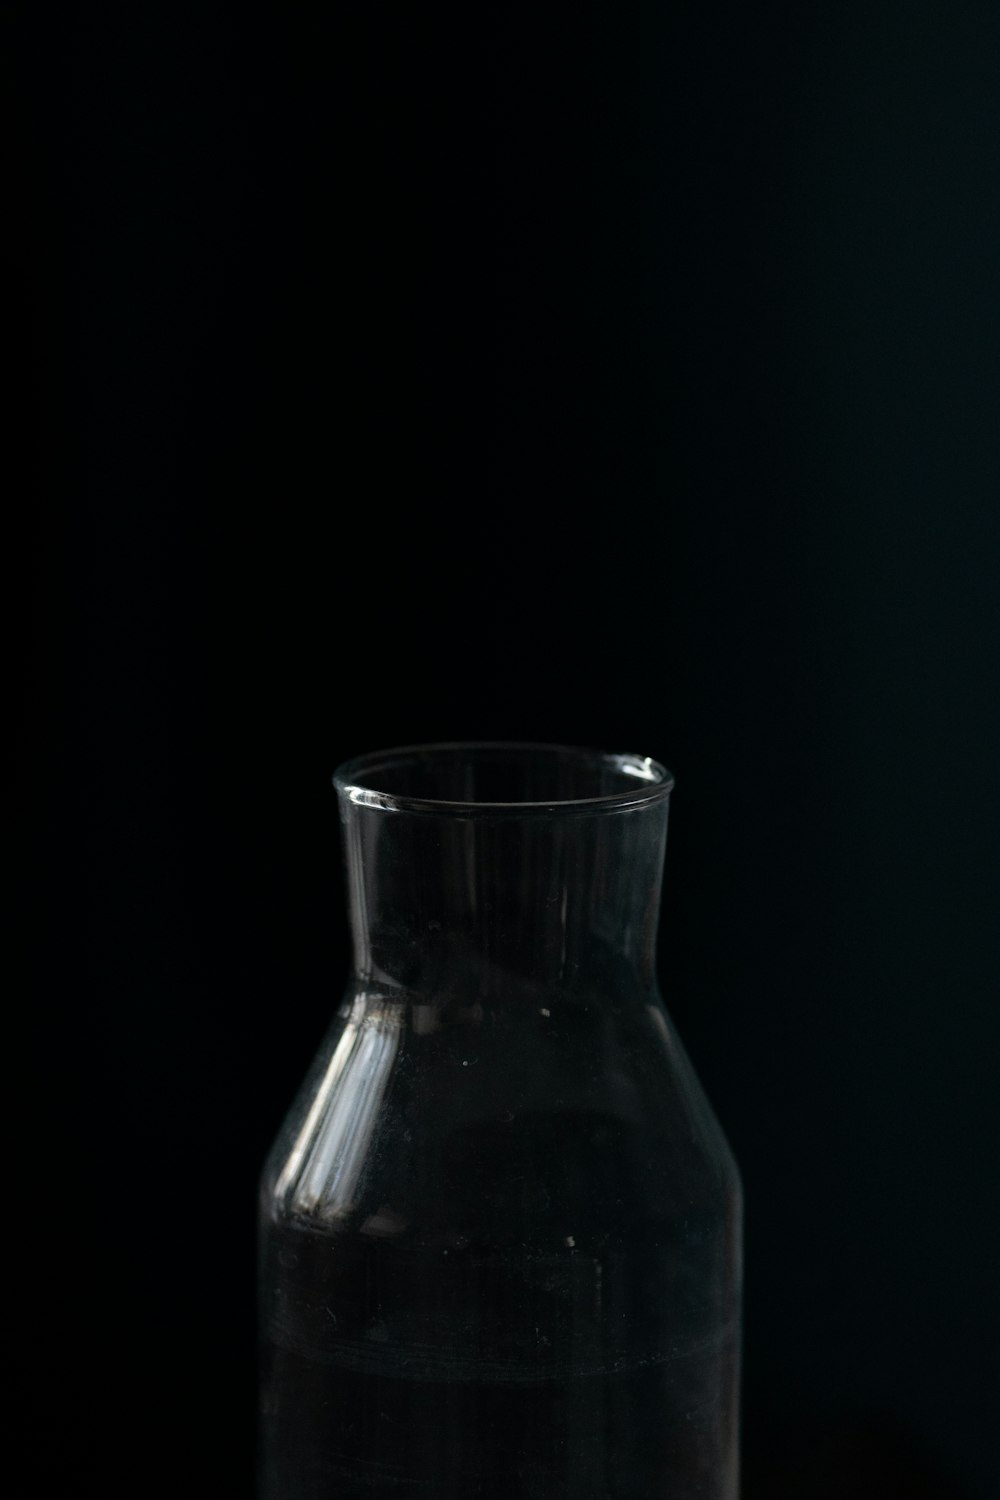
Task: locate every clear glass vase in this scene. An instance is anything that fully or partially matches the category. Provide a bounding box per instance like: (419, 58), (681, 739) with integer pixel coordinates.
(258, 743), (742, 1499)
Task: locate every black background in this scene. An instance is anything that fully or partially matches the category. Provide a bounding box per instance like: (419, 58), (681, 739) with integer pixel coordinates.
(13, 2), (1000, 1497)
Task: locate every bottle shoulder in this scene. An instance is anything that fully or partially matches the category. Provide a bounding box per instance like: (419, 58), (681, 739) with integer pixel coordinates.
(261, 983), (739, 1246)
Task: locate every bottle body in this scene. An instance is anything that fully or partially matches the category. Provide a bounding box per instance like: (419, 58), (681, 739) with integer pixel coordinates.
(258, 745), (741, 1498)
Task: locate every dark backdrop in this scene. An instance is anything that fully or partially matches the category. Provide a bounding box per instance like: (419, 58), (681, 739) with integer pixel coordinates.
(14, 2), (1000, 1497)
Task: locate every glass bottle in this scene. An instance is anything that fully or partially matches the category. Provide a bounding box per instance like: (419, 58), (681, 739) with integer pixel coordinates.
(258, 743), (741, 1499)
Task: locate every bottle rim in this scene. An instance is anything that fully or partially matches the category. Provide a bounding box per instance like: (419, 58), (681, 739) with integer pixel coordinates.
(333, 741), (674, 816)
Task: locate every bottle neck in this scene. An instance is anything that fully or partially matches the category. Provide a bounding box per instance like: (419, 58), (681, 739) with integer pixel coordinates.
(338, 800), (669, 1000)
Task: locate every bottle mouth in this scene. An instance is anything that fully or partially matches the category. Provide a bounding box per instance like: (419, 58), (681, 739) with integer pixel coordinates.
(333, 742), (674, 815)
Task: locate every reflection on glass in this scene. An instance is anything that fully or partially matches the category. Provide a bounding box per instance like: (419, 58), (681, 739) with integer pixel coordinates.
(274, 995), (402, 1223)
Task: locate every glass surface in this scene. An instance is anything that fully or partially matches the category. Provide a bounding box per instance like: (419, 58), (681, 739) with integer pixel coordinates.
(258, 743), (742, 1499)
